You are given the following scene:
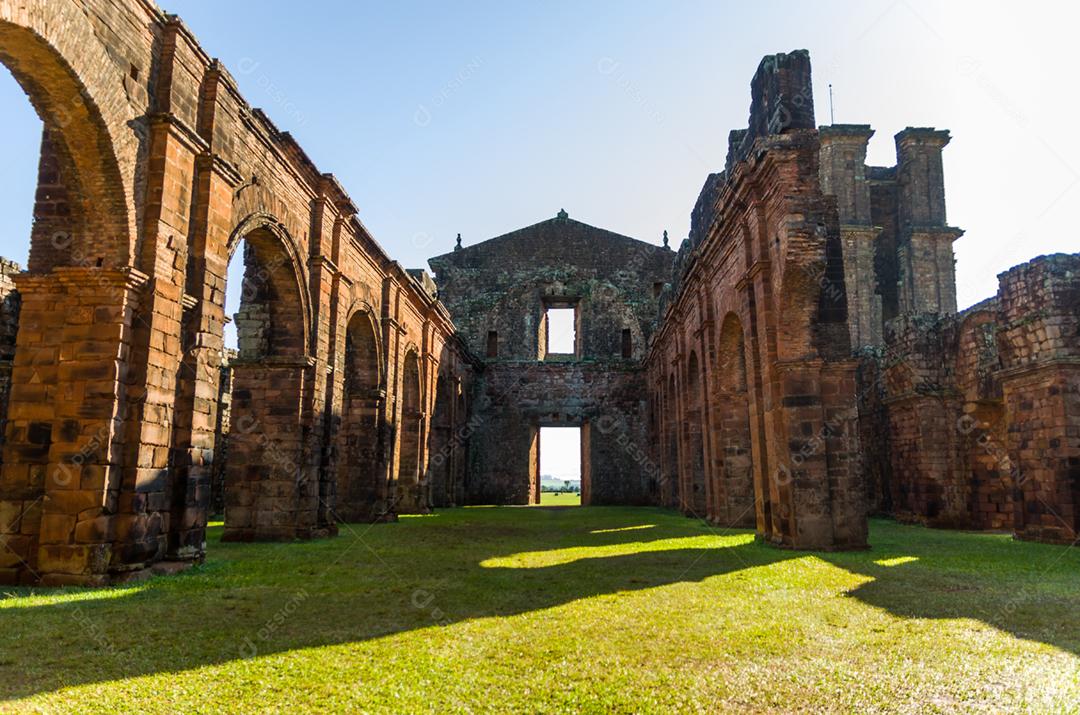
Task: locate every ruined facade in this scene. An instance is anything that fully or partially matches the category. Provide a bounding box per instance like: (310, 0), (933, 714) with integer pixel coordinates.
(646, 52), (867, 550)
(0, 2), (1076, 585)
(867, 255), (1080, 543)
(429, 214), (672, 505)
(647, 49), (1079, 550)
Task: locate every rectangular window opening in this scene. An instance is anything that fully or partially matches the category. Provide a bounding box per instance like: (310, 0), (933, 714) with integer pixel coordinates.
(545, 307), (576, 356)
(538, 426), (581, 506)
(486, 330), (499, 358)
(621, 328), (632, 359)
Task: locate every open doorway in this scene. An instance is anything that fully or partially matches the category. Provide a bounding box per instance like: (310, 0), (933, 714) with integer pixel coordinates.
(536, 426), (583, 506)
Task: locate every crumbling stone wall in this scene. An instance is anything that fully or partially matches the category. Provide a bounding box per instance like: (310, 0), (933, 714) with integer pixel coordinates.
(647, 51), (868, 550)
(860, 255), (1080, 539)
(996, 254), (1080, 543)
(879, 312), (975, 527)
(429, 213), (671, 505)
(467, 362), (653, 505)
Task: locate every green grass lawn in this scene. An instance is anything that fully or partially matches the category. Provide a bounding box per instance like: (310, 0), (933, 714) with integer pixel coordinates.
(539, 491), (581, 506)
(2, 507), (1079, 713)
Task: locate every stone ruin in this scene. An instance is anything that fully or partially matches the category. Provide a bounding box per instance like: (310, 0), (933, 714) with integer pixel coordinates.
(0, 2), (1075, 585)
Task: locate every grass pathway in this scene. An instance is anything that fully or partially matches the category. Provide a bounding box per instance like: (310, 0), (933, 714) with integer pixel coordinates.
(1, 507), (1078, 713)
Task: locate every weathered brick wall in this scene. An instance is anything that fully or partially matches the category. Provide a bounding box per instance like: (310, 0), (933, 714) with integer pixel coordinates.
(468, 362), (652, 505)
(429, 213), (672, 362)
(647, 50), (868, 551)
(429, 214), (670, 505)
(869, 255), (1079, 541)
(880, 313), (969, 526)
(954, 304), (1012, 530)
(0, 0), (476, 585)
(996, 254), (1080, 543)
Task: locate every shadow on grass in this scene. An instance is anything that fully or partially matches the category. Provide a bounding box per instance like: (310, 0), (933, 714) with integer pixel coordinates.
(0, 508), (1077, 700)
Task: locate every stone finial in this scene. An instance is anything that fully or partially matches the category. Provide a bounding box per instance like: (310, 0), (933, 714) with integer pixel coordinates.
(663, 230), (669, 248)
(556, 208), (568, 220)
(454, 233), (462, 251)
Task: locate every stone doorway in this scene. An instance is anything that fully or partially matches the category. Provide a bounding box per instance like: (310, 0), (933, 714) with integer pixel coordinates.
(534, 426), (588, 506)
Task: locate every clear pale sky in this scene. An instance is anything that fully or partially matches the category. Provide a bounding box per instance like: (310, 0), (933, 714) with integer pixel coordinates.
(0, 2), (1076, 364)
(540, 427), (582, 480)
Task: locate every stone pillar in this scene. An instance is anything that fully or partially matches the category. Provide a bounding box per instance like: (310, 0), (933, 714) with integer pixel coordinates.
(819, 124), (883, 347)
(711, 387), (755, 527)
(168, 152), (238, 557)
(819, 125), (875, 224)
(896, 128), (962, 315)
(305, 253), (338, 535)
(996, 254), (1080, 544)
(223, 357), (313, 541)
(0, 268), (146, 586)
(767, 360), (865, 550)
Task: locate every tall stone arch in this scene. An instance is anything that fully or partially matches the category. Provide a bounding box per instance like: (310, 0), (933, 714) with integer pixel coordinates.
(427, 373), (454, 508)
(0, 1), (138, 268)
(394, 348), (425, 513)
(0, 1), (144, 585)
(711, 313), (755, 527)
(335, 307), (386, 522)
(682, 349), (707, 516)
(222, 214), (316, 542)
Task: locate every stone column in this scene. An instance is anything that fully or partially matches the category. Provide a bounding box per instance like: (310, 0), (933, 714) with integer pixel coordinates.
(896, 128), (963, 315)
(223, 357), (313, 541)
(766, 359), (865, 550)
(819, 124), (883, 347)
(168, 152), (239, 557)
(0, 267), (146, 586)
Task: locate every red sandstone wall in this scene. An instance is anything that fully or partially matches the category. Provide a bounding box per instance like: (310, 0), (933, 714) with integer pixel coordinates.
(0, 0), (475, 584)
(646, 51), (868, 551)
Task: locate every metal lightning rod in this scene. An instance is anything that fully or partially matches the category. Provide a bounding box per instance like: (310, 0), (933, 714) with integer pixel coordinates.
(828, 83), (835, 125)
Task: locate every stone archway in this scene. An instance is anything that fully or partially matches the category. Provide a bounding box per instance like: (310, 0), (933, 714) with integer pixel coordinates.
(712, 313), (755, 527)
(336, 308), (385, 522)
(394, 350), (424, 513)
(0, 6), (141, 585)
(222, 218), (314, 542)
(0, 7), (137, 269)
(665, 373), (679, 509)
(428, 374), (454, 508)
(682, 350), (707, 517)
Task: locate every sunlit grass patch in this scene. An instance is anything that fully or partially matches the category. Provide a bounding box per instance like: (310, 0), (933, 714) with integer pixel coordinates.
(590, 524), (656, 534)
(875, 555), (919, 567)
(480, 532), (751, 569)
